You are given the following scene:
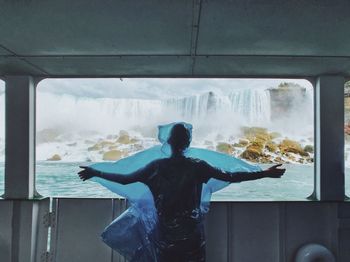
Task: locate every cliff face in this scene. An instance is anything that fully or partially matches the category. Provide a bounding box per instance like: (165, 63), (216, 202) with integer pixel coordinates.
(269, 81), (350, 124)
(268, 82), (307, 120)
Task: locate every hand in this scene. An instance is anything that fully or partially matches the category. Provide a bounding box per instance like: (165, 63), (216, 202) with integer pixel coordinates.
(264, 164), (285, 178)
(78, 166), (100, 181)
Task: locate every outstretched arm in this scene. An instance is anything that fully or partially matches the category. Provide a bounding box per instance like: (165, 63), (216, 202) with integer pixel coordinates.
(204, 163), (285, 183)
(78, 161), (156, 185)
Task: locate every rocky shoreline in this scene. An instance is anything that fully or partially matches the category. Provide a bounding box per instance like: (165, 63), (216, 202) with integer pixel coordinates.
(41, 127), (314, 165)
(214, 127), (313, 164)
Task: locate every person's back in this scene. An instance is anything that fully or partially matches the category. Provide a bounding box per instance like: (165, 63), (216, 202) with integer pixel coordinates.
(142, 156), (209, 261)
(78, 123), (285, 262)
(144, 156), (208, 222)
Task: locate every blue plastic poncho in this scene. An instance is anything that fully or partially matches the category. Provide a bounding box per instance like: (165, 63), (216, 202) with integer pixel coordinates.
(90, 122), (261, 261)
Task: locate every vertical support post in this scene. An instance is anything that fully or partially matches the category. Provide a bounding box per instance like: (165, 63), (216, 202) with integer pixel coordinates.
(4, 76), (36, 199)
(315, 75), (345, 200)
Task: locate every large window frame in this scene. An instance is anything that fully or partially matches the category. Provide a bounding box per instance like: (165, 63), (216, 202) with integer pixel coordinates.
(0, 76), (346, 201)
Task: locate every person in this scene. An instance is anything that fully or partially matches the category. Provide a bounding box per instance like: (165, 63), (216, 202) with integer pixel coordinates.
(78, 123), (285, 262)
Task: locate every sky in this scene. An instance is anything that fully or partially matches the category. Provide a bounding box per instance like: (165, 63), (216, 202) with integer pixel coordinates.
(34, 78), (313, 99)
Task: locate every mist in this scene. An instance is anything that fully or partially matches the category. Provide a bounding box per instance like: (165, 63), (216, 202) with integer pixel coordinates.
(0, 78), (315, 161)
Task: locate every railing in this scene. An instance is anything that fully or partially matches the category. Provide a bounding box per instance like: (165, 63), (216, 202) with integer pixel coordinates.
(1, 198), (350, 262)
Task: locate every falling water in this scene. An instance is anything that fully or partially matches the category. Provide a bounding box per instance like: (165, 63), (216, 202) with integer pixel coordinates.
(0, 87), (314, 161)
(163, 88), (271, 125)
(34, 88), (272, 136)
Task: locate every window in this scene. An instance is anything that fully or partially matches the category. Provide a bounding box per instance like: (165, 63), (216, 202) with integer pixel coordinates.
(0, 80), (5, 196)
(345, 81), (350, 197)
(36, 78), (314, 199)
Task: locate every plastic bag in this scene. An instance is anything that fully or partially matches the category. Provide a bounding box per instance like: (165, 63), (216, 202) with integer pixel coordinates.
(89, 122), (261, 261)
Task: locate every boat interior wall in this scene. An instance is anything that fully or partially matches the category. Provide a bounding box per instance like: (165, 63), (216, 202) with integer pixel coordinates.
(0, 199), (49, 262)
(315, 76), (345, 200)
(1, 0), (350, 77)
(50, 198), (127, 262)
(4, 76), (36, 199)
(1, 76), (347, 261)
(1, 199), (350, 262)
(1, 1), (350, 261)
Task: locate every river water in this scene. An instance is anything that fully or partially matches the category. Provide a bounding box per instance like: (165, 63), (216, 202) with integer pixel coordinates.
(0, 162), (329, 201)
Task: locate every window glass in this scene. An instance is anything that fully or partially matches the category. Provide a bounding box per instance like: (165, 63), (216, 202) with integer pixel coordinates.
(0, 80), (5, 197)
(36, 79), (314, 199)
(345, 81), (350, 197)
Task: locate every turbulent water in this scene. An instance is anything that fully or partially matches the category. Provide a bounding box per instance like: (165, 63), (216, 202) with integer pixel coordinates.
(0, 162), (316, 200)
(1, 162), (350, 199)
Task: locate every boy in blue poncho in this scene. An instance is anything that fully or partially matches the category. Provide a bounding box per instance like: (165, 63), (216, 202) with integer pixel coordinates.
(79, 123), (285, 262)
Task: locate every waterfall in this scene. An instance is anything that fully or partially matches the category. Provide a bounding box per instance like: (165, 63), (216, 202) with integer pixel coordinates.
(0, 86), (318, 162)
(36, 92), (164, 135)
(228, 89), (271, 124)
(163, 92), (212, 120)
(35, 88), (272, 136)
(163, 89), (271, 125)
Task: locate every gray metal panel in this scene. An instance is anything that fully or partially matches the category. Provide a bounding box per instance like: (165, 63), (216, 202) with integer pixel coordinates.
(41, 200), (347, 262)
(315, 76), (345, 200)
(0, 46), (11, 55)
(50, 198), (59, 261)
(338, 203), (350, 262)
(1, 0), (350, 77)
(229, 203), (280, 262)
(193, 56), (350, 77)
(338, 202), (350, 218)
(284, 203), (337, 262)
(0, 0), (193, 56)
(52, 198), (113, 262)
(15, 201), (38, 262)
(7, 55), (350, 77)
(0, 57), (46, 75)
(0, 200), (13, 262)
(4, 77), (36, 199)
(33, 198), (50, 262)
(2, 0), (350, 57)
(339, 229), (350, 262)
(0, 200), (50, 262)
(112, 199), (128, 262)
(198, 0), (350, 56)
(204, 202), (228, 262)
(26, 56), (192, 76)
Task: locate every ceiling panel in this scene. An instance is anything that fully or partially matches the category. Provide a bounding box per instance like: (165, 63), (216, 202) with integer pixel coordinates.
(0, 57), (47, 75)
(198, 0), (350, 56)
(3, 55), (349, 77)
(23, 55), (350, 77)
(1, 0), (350, 77)
(0, 0), (193, 56)
(194, 56), (350, 77)
(26, 56), (192, 76)
(0, 46), (12, 55)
